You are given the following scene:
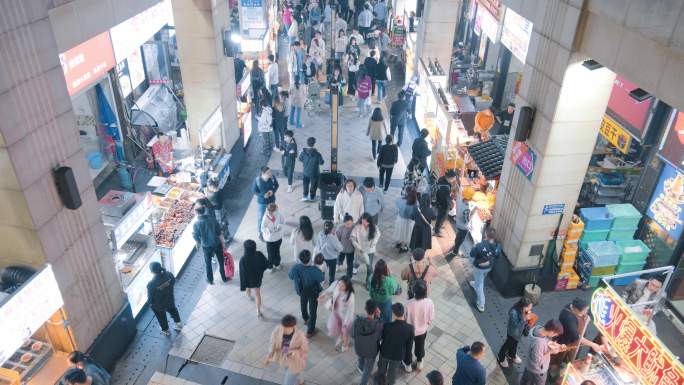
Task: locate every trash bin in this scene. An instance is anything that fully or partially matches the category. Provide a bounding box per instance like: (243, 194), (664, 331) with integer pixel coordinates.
(318, 171), (344, 220)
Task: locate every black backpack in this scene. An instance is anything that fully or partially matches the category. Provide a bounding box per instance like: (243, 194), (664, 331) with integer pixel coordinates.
(407, 263), (429, 299)
(473, 242), (500, 269)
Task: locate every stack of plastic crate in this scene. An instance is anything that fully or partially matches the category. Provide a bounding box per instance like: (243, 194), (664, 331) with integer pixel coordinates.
(606, 204), (641, 241)
(612, 240), (651, 286)
(578, 207), (614, 250)
(576, 241), (621, 287)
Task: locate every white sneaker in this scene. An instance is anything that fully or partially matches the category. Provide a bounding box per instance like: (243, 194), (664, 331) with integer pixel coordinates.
(173, 322), (183, 331)
(161, 329), (171, 336)
(269, 268), (276, 274)
(416, 361), (423, 370)
(287, 185), (293, 193)
(403, 362), (412, 373)
(476, 303), (485, 312)
(469, 280), (476, 289)
(499, 359), (509, 368)
(352, 267), (359, 275)
(300, 196), (309, 202)
(513, 355), (522, 364)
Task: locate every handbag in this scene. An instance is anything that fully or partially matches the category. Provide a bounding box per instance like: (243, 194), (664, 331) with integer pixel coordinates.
(416, 205), (433, 232)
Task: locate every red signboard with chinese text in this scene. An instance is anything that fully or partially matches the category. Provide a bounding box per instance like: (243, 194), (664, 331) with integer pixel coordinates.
(59, 32), (116, 96)
(607, 75), (653, 139)
(591, 287), (684, 385)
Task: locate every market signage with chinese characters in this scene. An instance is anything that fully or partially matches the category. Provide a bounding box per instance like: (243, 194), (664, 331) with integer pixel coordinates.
(110, 0), (173, 63)
(600, 114), (632, 154)
(0, 265), (64, 364)
(500, 7), (533, 63)
(510, 141), (536, 180)
(647, 163), (684, 241)
(591, 287), (684, 385)
(59, 31), (116, 96)
(477, 4), (500, 42)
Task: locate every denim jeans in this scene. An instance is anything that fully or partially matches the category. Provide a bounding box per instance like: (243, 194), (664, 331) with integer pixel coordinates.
(472, 263), (492, 308)
(378, 299), (392, 324)
(377, 80), (388, 101)
(257, 203), (267, 236)
(338, 252), (354, 278)
(289, 106), (302, 128)
(283, 369), (300, 385)
(357, 356), (376, 385)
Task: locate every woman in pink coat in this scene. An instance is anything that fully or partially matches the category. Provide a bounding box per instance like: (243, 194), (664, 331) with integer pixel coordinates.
(319, 275), (356, 351)
(265, 315), (309, 385)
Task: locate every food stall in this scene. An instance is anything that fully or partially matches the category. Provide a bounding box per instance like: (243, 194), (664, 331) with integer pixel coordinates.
(99, 174), (204, 318)
(0, 265), (76, 385)
(562, 268), (684, 385)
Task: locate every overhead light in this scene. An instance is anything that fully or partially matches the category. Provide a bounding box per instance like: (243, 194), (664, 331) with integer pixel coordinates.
(582, 59), (603, 70)
(629, 88), (652, 102)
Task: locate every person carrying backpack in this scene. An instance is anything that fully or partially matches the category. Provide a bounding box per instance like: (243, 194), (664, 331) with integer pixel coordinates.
(469, 227), (501, 312)
(400, 248), (436, 298)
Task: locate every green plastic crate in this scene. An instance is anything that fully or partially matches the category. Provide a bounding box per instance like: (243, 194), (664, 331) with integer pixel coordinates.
(616, 261), (645, 274)
(615, 240), (650, 264)
(608, 228), (637, 241)
(588, 276), (606, 288)
(606, 204), (642, 229)
(580, 229), (609, 242)
(579, 240), (589, 250)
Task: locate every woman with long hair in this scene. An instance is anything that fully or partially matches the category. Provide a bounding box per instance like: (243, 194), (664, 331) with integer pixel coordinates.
(261, 203), (285, 271)
(250, 59), (265, 110)
(410, 193), (436, 250)
(257, 99), (274, 156)
(368, 258), (399, 323)
(351, 212), (381, 286)
(346, 37), (361, 60)
(328, 65), (346, 106)
(498, 297), (533, 367)
(404, 280), (435, 371)
(239, 239), (269, 317)
(356, 65), (372, 116)
(290, 215), (315, 263)
(335, 29), (348, 61)
(319, 275), (355, 351)
(347, 53), (359, 98)
(395, 186), (418, 252)
(367, 107), (386, 160)
(289, 81), (306, 128)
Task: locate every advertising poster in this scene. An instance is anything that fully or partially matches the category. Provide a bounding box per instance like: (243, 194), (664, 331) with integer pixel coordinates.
(660, 111), (684, 170)
(607, 75), (653, 138)
(478, 7), (500, 43)
(599, 114), (632, 154)
(500, 7), (533, 64)
(647, 163), (684, 241)
(241, 0), (266, 30)
(510, 141), (536, 180)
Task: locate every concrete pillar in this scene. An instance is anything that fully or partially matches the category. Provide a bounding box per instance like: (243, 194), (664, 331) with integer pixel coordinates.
(213, 0), (240, 150)
(416, 0), (461, 70)
(172, 0), (239, 151)
(493, 0), (615, 268)
(0, 0), (124, 348)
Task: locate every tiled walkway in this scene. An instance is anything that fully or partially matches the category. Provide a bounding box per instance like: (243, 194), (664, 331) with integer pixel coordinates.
(166, 100), (508, 385)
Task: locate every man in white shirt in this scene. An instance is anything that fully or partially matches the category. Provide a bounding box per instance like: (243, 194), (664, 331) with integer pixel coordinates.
(373, 0), (388, 30)
(267, 54), (279, 98)
(357, 4), (373, 39)
(335, 13), (348, 35)
(349, 28), (365, 45)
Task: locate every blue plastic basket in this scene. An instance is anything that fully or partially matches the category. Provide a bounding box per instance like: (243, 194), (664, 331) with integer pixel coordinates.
(580, 207), (614, 230)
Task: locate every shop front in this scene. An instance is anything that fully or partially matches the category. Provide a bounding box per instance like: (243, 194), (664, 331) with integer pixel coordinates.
(561, 274), (684, 385)
(0, 266), (76, 385)
(59, 31), (123, 186)
(237, 0), (278, 57)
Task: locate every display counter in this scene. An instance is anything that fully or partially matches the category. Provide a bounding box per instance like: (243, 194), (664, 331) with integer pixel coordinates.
(562, 283), (684, 385)
(0, 266), (75, 385)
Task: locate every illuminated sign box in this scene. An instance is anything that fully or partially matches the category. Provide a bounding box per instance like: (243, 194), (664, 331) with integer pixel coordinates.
(59, 31), (116, 96)
(501, 8), (533, 63)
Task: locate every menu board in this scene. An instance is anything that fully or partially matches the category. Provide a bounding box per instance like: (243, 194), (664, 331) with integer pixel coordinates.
(647, 163), (684, 241)
(0, 266), (64, 364)
(478, 6), (500, 43)
(500, 7), (533, 64)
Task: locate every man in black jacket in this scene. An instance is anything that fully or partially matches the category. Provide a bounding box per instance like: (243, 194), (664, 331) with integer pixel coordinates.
(433, 170), (457, 237)
(390, 92), (409, 146)
(411, 129), (431, 175)
(193, 206), (227, 284)
(377, 303), (415, 384)
(298, 137), (325, 202)
(363, 50), (378, 97)
(353, 299), (383, 385)
(377, 135), (398, 192)
(147, 262), (182, 336)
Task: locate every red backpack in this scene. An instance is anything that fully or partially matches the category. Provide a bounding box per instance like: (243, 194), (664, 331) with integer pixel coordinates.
(223, 250), (235, 280)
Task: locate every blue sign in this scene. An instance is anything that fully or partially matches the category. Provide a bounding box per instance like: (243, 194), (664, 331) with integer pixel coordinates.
(241, 0), (262, 6)
(646, 163), (684, 240)
(542, 203), (565, 215)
